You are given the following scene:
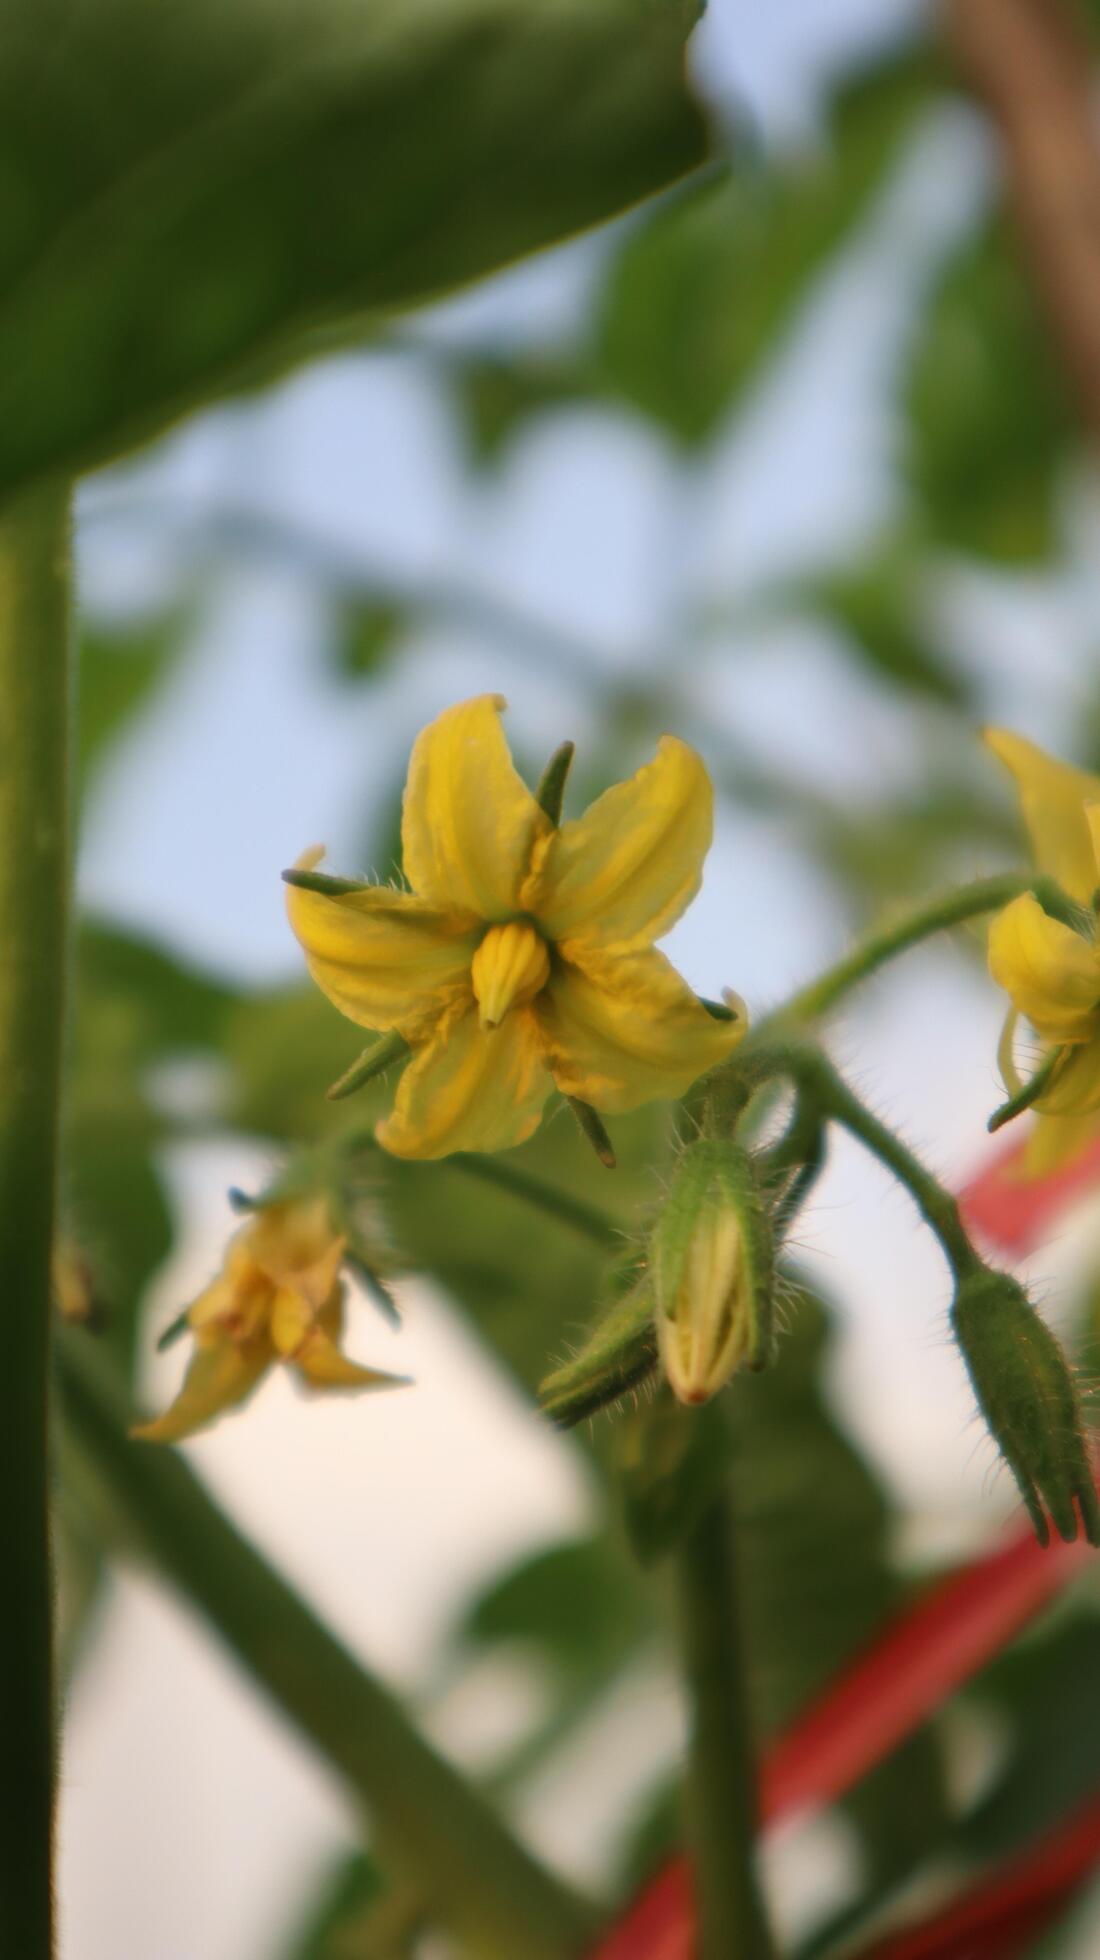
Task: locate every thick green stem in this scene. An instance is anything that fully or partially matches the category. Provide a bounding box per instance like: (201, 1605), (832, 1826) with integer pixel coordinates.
(0, 481), (71, 1958)
(58, 1335), (594, 1960)
(676, 1488), (777, 1960)
(767, 872), (1072, 1029)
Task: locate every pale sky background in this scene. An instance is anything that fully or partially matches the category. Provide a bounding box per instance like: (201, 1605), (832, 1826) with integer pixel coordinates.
(59, 2), (1100, 1955)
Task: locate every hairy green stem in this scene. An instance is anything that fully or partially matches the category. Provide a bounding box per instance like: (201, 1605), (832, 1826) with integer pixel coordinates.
(735, 1042), (979, 1284)
(0, 481), (71, 1958)
(766, 872), (1072, 1029)
(58, 1334), (593, 1960)
(676, 1489), (777, 1960)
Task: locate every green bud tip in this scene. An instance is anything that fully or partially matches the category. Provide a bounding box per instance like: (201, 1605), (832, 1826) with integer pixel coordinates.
(951, 1267), (1099, 1547)
(652, 1138), (775, 1406)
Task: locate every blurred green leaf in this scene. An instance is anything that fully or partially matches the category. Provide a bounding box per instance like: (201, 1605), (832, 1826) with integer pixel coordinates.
(462, 1536), (646, 1680)
(0, 0), (707, 499)
(962, 1615), (1100, 1863)
(597, 49), (938, 445)
(77, 611), (189, 798)
(453, 351), (594, 465)
(905, 217), (1075, 563)
(329, 598), (407, 682)
(783, 545), (973, 708)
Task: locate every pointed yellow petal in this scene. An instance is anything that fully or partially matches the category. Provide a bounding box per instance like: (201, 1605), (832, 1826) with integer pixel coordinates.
(522, 735), (713, 951)
(376, 1004), (550, 1159)
(400, 695), (549, 920)
(536, 944), (744, 1114)
(985, 729), (1100, 902)
(988, 893), (1100, 1041)
(285, 848), (478, 1036)
(268, 1284), (316, 1357)
(132, 1337), (271, 1444)
(293, 1325), (408, 1391)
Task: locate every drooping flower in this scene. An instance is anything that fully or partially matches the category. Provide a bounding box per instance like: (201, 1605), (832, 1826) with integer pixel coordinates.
(134, 1195), (403, 1443)
(284, 695), (744, 1160)
(985, 728), (1100, 1173)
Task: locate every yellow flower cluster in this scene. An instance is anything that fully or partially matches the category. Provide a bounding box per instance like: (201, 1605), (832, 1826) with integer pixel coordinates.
(285, 694), (743, 1159)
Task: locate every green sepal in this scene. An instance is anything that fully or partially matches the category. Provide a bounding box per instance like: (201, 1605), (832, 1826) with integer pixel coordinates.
(534, 741), (575, 826)
(282, 867), (371, 898)
(566, 1096), (617, 1168)
(988, 1046), (1065, 1134)
(951, 1268), (1100, 1547)
(327, 1031), (409, 1102)
(539, 1270), (657, 1428)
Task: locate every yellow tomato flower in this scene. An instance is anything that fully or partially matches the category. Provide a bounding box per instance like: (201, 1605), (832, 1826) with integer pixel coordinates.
(284, 695), (744, 1159)
(985, 728), (1100, 1172)
(134, 1195), (403, 1443)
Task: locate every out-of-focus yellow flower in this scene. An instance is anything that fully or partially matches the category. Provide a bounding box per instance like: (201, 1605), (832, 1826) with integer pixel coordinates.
(285, 695), (743, 1159)
(986, 729), (1100, 1172)
(134, 1196), (403, 1443)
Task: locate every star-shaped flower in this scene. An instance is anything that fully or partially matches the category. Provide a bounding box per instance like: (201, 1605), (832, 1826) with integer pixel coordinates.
(284, 695), (743, 1159)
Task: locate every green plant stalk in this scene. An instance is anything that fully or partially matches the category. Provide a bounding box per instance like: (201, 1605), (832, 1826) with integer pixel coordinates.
(0, 481), (71, 1959)
(765, 872), (1073, 1029)
(58, 1334), (594, 1960)
(733, 1041), (979, 1284)
(675, 1487), (777, 1960)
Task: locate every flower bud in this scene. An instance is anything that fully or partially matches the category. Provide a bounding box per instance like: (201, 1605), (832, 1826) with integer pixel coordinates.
(653, 1139), (774, 1405)
(951, 1267), (1099, 1546)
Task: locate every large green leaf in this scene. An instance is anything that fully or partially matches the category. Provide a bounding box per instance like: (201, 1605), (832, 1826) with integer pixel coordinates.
(0, 0), (706, 500)
(596, 48), (938, 446)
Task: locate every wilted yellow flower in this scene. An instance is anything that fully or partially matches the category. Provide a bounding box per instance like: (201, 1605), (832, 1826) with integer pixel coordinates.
(285, 694), (744, 1159)
(135, 1195), (403, 1443)
(986, 728), (1100, 1172)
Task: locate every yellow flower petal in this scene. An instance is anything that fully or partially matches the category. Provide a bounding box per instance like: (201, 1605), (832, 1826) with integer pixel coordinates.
(985, 729), (1100, 903)
(522, 735), (713, 951)
(286, 849), (478, 1036)
(535, 944), (744, 1114)
(1035, 1036), (1100, 1116)
(401, 695), (549, 921)
(293, 1326), (406, 1389)
(988, 893), (1100, 1041)
(376, 1003), (551, 1159)
(132, 1337), (271, 1444)
(1024, 1109), (1100, 1176)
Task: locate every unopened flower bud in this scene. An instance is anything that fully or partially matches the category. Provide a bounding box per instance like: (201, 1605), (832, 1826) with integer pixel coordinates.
(951, 1267), (1099, 1546)
(653, 1139), (774, 1406)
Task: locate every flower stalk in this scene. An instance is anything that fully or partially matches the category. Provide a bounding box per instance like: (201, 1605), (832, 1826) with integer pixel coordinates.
(0, 479), (72, 1959)
(675, 1485), (777, 1960)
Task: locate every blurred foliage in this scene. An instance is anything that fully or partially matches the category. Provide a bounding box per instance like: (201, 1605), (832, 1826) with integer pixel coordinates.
(904, 218), (1076, 565)
(596, 51), (940, 448)
(57, 1), (1100, 1951)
